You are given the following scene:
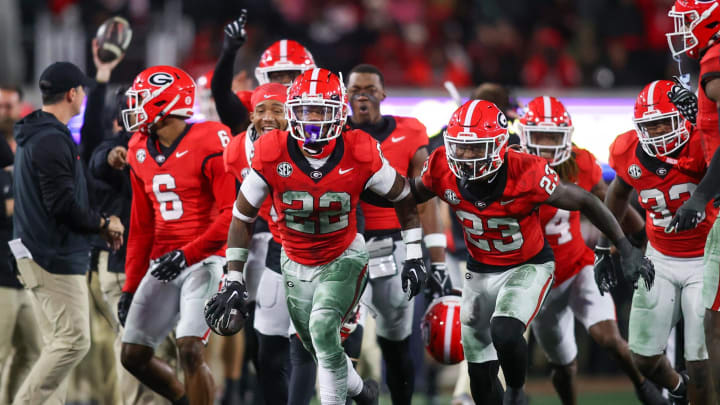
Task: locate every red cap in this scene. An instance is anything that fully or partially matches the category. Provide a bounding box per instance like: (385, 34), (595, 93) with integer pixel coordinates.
(251, 83), (287, 109)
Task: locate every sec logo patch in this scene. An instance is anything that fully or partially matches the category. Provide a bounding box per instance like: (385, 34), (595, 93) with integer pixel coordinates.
(628, 164), (642, 179)
(277, 162), (293, 177)
(444, 189), (460, 205)
(136, 149), (146, 163)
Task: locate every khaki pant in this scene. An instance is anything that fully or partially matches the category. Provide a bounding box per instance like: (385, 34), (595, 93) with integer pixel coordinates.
(12, 258), (91, 405)
(96, 252), (174, 405)
(0, 286), (41, 405)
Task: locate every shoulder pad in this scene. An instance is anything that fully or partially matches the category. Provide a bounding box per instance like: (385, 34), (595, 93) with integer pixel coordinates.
(127, 132), (145, 151)
(609, 130), (637, 159)
(346, 129), (374, 163)
(394, 116), (427, 133)
(257, 129), (285, 163)
(224, 131), (246, 168)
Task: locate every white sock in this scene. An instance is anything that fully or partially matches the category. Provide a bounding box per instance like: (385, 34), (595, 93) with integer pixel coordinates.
(317, 362), (347, 405)
(346, 355), (363, 397)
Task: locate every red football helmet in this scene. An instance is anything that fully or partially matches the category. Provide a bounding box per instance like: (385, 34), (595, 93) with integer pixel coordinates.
(255, 39), (316, 86)
(667, 0), (720, 59)
(444, 100), (509, 181)
(122, 65), (196, 134)
(634, 80), (691, 157)
(518, 96), (574, 166)
(421, 296), (464, 365)
(286, 68), (348, 144)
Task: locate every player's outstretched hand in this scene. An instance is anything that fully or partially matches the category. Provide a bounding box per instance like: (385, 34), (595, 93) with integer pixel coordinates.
(593, 246), (616, 295)
(424, 262), (453, 302)
(401, 258), (427, 301)
(223, 10), (247, 51)
(204, 279), (248, 336)
(150, 250), (187, 283)
(668, 78), (698, 124)
(666, 194), (706, 233)
(618, 238), (655, 291)
(117, 291), (133, 327)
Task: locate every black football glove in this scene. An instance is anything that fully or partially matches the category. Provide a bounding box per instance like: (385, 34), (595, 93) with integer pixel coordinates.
(117, 291), (133, 327)
(668, 78), (698, 125)
(204, 279), (249, 336)
(618, 238), (655, 291)
(150, 250), (187, 283)
(401, 257), (427, 300)
(424, 262), (453, 302)
(593, 246), (616, 295)
(666, 193), (707, 233)
(223, 10), (247, 52)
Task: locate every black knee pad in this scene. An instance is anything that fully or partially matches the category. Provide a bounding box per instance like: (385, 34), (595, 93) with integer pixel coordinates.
(490, 316), (525, 352)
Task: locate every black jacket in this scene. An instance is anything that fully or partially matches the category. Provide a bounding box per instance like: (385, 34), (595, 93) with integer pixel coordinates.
(13, 110), (101, 275)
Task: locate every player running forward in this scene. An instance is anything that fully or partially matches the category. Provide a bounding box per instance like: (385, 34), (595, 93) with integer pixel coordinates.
(520, 96), (666, 405)
(346, 63), (450, 405)
(409, 99), (654, 405)
(206, 68), (426, 405)
(599, 80), (716, 404)
(118, 66), (236, 405)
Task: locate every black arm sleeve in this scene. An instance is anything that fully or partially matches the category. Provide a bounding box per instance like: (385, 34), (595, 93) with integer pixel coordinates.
(693, 139), (720, 203)
(89, 135), (125, 185)
(211, 47), (249, 133)
(79, 82), (107, 164)
(33, 135), (102, 233)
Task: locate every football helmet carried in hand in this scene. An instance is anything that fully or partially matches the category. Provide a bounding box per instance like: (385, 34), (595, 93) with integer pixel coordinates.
(633, 80), (691, 157)
(255, 40), (316, 86)
(444, 100), (510, 181)
(667, 0), (720, 59)
(122, 65), (196, 134)
(286, 68), (349, 144)
(421, 295), (464, 364)
(519, 96), (574, 166)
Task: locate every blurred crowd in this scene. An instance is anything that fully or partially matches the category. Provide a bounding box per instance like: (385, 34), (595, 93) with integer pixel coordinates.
(0, 0), (691, 91)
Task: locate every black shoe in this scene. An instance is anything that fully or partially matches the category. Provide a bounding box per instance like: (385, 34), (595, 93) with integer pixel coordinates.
(635, 379), (670, 405)
(668, 372), (689, 405)
(503, 387), (528, 405)
(353, 379), (379, 405)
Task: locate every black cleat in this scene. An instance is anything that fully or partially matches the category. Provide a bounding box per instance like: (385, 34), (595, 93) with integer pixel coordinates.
(668, 372), (689, 405)
(635, 379), (670, 405)
(353, 379), (379, 405)
(503, 387), (529, 405)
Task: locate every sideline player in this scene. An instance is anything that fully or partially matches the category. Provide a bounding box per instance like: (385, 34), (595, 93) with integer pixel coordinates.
(118, 65), (236, 405)
(410, 99), (654, 405)
(600, 80), (716, 404)
(667, 1), (720, 398)
(206, 68), (428, 405)
(520, 96), (665, 404)
(346, 63), (449, 404)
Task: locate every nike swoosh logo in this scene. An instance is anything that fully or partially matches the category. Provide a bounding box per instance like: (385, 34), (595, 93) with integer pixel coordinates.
(391, 136), (405, 143)
(500, 199), (515, 206)
(339, 168), (354, 175)
(263, 94), (275, 98)
(176, 150), (188, 158)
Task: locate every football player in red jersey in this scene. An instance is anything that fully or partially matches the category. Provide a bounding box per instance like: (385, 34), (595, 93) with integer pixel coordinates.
(410, 99), (654, 405)
(667, 0), (720, 165)
(345, 64), (448, 405)
(212, 11), (316, 134)
(600, 80), (717, 404)
(117, 65), (236, 405)
(206, 68), (425, 405)
(520, 96), (665, 405)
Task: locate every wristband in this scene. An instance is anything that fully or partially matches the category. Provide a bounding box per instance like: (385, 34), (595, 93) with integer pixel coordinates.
(233, 204), (257, 223)
(406, 243), (422, 260)
(226, 247), (249, 262)
(225, 271), (244, 283)
(401, 228), (422, 244)
(423, 233), (447, 248)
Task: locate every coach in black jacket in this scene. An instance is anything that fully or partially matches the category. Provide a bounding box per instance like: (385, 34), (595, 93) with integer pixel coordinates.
(10, 61), (124, 405)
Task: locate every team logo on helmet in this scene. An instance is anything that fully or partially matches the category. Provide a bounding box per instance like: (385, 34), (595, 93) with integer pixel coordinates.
(277, 162), (293, 177)
(628, 164), (642, 179)
(497, 112), (508, 128)
(444, 189), (460, 205)
(148, 72), (174, 86)
(136, 149), (146, 163)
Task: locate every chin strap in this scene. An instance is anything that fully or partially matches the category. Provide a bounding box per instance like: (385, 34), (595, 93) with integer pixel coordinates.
(297, 138), (336, 159)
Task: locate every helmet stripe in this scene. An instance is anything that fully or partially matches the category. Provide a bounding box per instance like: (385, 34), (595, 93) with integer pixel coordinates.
(647, 80), (658, 113)
(443, 302), (456, 364)
(309, 68), (320, 94)
(463, 100), (481, 127)
(543, 96), (552, 123)
(280, 39), (287, 61)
